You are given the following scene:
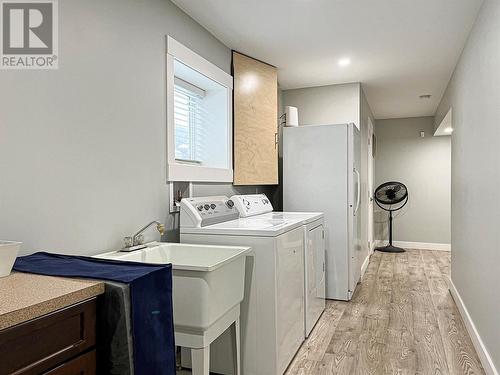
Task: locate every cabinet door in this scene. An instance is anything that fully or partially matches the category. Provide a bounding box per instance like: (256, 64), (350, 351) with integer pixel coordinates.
(276, 228), (304, 374)
(0, 299), (96, 375)
(306, 224), (326, 336)
(233, 52), (278, 185)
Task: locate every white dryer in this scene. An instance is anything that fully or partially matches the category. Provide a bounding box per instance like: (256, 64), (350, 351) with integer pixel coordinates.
(180, 195), (305, 375)
(231, 194), (326, 338)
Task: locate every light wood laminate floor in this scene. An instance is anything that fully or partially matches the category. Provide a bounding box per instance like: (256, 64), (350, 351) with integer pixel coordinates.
(177, 250), (484, 375)
(285, 249), (485, 375)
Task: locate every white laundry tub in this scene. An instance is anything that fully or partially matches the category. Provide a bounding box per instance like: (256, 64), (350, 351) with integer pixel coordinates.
(95, 242), (250, 336)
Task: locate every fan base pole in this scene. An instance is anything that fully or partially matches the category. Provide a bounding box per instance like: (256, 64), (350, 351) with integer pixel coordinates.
(375, 244), (406, 253)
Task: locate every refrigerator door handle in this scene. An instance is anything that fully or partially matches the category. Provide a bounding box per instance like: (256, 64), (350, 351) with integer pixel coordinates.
(353, 167), (361, 216)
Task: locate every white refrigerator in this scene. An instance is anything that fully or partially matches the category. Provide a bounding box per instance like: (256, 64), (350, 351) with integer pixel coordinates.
(283, 123), (362, 301)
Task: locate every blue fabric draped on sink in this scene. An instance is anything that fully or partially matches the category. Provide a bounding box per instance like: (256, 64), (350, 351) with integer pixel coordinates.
(13, 252), (176, 375)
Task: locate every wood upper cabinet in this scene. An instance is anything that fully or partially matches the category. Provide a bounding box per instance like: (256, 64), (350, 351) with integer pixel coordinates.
(233, 52), (278, 185)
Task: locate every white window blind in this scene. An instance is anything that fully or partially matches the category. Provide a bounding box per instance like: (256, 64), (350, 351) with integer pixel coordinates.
(174, 79), (208, 163)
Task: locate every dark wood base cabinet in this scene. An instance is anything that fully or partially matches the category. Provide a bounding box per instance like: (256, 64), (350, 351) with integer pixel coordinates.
(0, 299), (98, 375)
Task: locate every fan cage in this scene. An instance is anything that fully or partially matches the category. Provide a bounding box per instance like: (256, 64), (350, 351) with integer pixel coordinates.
(374, 181), (408, 210)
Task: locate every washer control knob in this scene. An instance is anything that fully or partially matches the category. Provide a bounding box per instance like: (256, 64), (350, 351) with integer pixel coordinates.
(226, 199), (234, 208)
(204, 204), (210, 210)
(210, 204), (216, 209)
(197, 205), (203, 211)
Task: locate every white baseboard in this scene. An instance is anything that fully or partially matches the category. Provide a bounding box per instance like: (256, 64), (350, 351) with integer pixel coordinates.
(360, 254), (370, 280)
(447, 277), (499, 375)
(374, 240), (451, 251)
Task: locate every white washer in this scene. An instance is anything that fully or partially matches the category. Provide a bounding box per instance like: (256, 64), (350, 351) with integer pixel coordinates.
(231, 195), (326, 338)
(180, 196), (305, 375)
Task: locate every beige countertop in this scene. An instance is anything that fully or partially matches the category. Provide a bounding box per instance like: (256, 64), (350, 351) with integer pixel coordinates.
(0, 272), (105, 330)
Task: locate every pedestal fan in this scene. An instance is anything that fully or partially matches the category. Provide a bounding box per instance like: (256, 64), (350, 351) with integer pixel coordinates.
(374, 181), (409, 253)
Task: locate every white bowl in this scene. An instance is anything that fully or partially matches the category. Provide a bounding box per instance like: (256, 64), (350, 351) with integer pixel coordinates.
(0, 241), (22, 277)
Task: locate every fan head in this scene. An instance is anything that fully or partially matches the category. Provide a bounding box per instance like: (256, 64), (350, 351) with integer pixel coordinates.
(374, 181), (408, 210)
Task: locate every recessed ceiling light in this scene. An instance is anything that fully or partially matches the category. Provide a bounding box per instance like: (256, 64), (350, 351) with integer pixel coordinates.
(338, 58), (351, 67)
(444, 127), (453, 133)
(419, 94), (432, 99)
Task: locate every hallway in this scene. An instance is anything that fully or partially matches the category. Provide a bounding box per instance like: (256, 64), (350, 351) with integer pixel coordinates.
(286, 250), (484, 375)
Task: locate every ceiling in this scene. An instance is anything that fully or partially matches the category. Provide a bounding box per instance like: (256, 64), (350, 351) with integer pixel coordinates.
(172, 0), (483, 119)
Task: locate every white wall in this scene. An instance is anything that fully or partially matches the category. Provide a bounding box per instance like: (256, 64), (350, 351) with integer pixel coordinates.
(282, 83), (360, 127)
(374, 117), (451, 245)
(0, 0), (273, 256)
(275, 86), (285, 210)
(435, 0), (500, 371)
(359, 86), (376, 262)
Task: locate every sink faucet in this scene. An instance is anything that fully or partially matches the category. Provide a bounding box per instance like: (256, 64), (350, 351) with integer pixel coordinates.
(122, 221), (165, 252)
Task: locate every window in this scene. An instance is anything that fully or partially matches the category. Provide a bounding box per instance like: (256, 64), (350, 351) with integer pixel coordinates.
(166, 36), (233, 182)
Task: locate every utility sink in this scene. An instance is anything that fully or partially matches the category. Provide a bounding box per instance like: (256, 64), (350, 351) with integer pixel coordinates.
(94, 242), (250, 340)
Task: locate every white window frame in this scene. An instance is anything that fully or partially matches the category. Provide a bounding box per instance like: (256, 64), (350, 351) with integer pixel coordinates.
(166, 36), (233, 182)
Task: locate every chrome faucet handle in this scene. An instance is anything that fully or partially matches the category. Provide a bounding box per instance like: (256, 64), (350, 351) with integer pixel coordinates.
(124, 236), (133, 248)
(133, 234), (145, 246)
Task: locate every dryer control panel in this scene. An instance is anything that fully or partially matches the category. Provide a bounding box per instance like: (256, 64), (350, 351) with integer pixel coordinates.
(180, 196), (240, 228)
(230, 194), (274, 217)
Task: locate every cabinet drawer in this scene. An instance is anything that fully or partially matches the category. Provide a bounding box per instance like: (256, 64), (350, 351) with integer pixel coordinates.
(43, 351), (95, 375)
(0, 299), (96, 375)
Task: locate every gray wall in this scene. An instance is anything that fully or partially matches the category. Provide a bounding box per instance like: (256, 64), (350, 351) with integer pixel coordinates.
(282, 82), (375, 269)
(435, 0), (500, 369)
(275, 86), (285, 211)
(282, 83), (360, 127)
(360, 86), (376, 261)
(0, 0), (271, 256)
(374, 117), (451, 244)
